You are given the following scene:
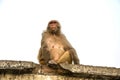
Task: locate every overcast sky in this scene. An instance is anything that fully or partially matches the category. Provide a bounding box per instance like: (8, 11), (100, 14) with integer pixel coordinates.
(0, 0), (120, 68)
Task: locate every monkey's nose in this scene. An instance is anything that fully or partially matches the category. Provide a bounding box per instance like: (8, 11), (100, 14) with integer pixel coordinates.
(51, 25), (56, 28)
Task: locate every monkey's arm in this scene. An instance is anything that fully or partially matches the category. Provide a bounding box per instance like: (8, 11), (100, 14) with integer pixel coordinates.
(68, 48), (80, 64)
(38, 32), (50, 65)
(61, 34), (80, 64)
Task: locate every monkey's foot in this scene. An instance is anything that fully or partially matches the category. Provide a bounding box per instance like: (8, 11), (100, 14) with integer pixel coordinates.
(48, 60), (59, 69)
(48, 60), (57, 64)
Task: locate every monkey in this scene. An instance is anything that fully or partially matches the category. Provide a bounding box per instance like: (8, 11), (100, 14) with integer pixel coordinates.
(38, 20), (80, 66)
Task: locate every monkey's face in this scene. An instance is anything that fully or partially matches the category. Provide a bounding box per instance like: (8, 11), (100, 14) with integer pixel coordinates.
(49, 21), (58, 31)
(47, 20), (60, 34)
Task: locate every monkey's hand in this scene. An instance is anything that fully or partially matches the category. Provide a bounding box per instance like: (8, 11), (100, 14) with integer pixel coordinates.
(48, 60), (57, 64)
(48, 60), (59, 69)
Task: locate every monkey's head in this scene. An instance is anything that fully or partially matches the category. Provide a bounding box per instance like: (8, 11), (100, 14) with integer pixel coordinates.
(47, 20), (61, 35)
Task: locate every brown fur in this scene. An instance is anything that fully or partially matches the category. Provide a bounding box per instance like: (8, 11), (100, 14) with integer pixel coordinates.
(38, 20), (80, 65)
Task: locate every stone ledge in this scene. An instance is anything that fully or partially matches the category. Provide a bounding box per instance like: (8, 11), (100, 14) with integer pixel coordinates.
(0, 60), (120, 80)
(0, 60), (36, 74)
(60, 64), (120, 79)
(0, 60), (36, 69)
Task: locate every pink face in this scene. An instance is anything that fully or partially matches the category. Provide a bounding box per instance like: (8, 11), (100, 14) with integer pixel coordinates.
(49, 21), (58, 31)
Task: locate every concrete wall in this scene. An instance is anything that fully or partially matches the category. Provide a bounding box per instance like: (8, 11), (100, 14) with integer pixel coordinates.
(0, 74), (95, 80)
(0, 60), (120, 80)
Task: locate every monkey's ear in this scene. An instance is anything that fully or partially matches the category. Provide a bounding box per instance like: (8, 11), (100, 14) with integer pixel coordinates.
(47, 26), (49, 30)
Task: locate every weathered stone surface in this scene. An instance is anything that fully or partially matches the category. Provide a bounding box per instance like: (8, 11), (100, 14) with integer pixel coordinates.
(60, 63), (120, 79)
(0, 74), (91, 80)
(0, 60), (36, 74)
(0, 60), (120, 80)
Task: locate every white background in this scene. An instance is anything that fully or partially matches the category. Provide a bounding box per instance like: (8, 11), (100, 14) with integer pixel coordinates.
(0, 0), (120, 67)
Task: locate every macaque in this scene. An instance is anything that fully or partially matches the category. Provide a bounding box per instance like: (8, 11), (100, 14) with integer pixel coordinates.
(38, 20), (80, 65)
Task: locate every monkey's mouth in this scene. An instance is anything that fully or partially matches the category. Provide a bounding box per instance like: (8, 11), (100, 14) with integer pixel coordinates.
(51, 28), (57, 31)
(51, 27), (56, 30)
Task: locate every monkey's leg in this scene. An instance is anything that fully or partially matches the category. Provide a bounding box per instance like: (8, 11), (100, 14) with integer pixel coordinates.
(48, 51), (71, 69)
(57, 51), (72, 64)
